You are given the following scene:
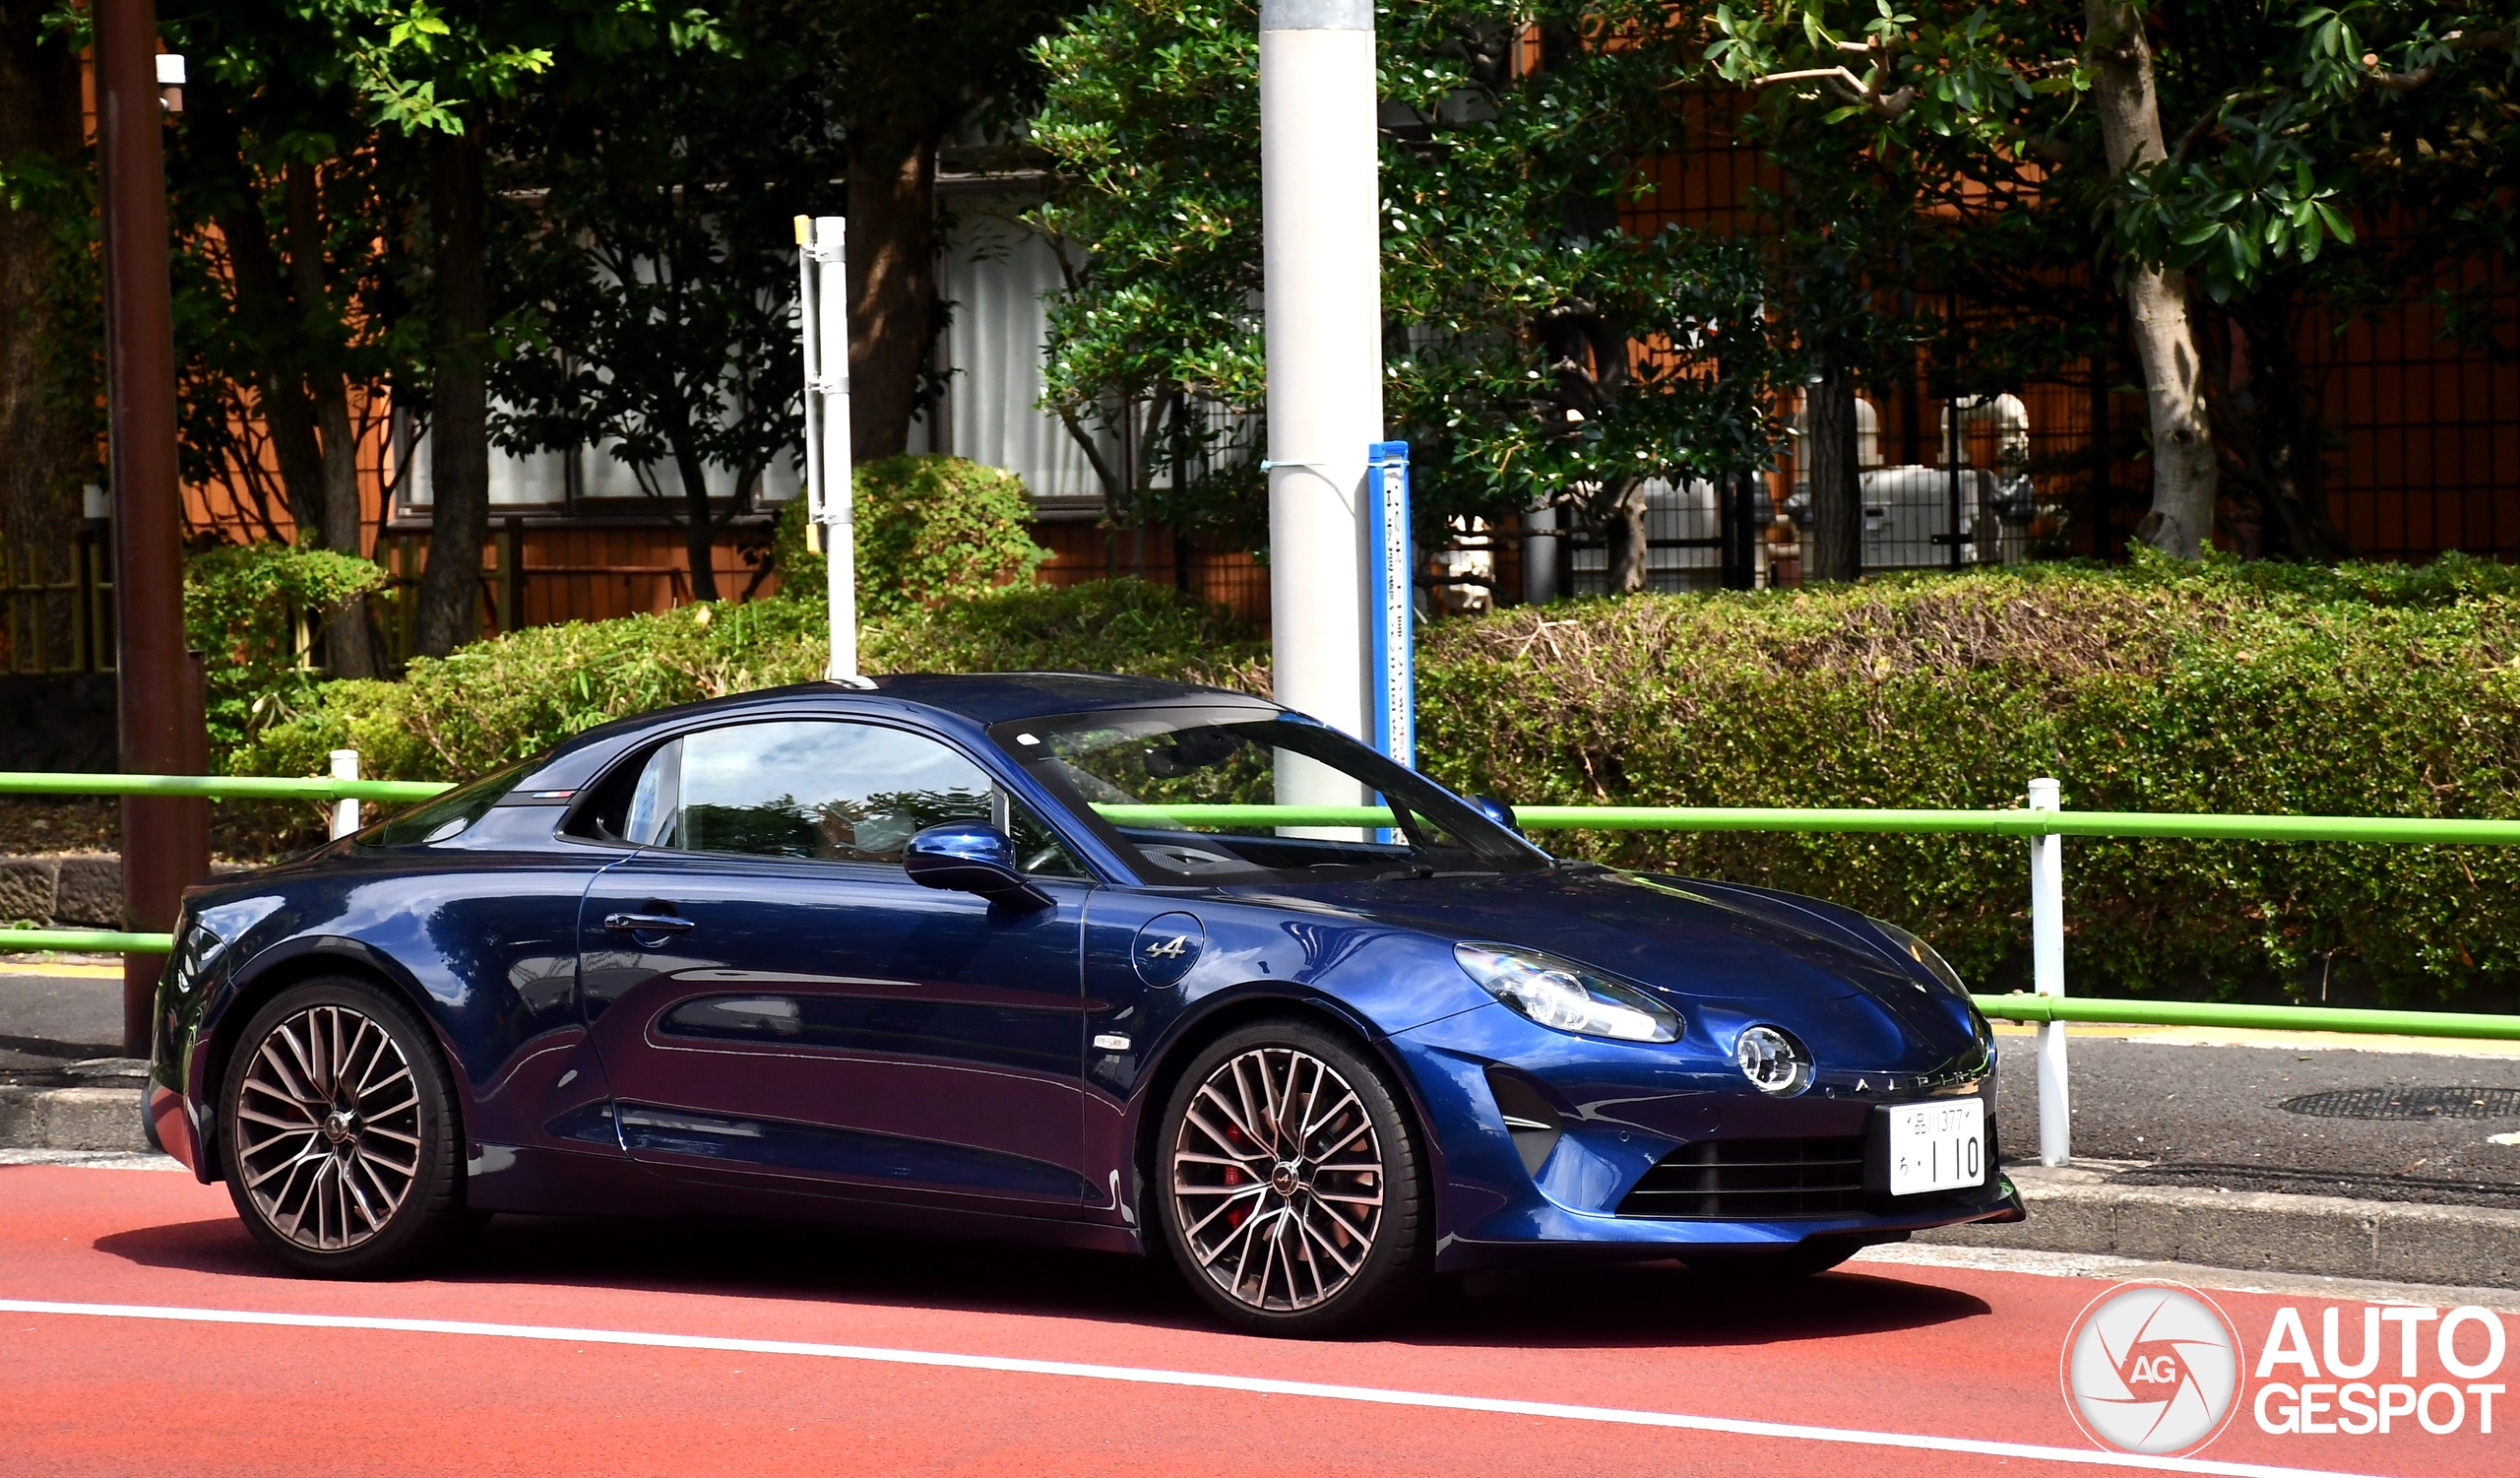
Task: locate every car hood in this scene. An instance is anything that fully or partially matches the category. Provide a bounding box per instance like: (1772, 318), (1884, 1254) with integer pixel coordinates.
(1240, 866), (1929, 1006)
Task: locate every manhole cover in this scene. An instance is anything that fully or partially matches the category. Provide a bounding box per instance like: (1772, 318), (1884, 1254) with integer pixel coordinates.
(2279, 1087), (2520, 1121)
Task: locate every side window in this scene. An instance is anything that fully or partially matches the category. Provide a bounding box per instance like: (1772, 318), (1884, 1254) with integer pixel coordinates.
(621, 720), (1085, 874)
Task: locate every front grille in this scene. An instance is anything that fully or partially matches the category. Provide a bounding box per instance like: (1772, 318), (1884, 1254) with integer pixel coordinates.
(1616, 1135), (1866, 1219)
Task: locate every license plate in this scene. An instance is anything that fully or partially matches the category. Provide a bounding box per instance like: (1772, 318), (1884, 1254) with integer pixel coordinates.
(1886, 1098), (1985, 1196)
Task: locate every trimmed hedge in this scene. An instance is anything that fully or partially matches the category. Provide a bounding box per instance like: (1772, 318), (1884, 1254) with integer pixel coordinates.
(241, 553), (2520, 1008)
(773, 454), (1050, 618)
(1415, 554), (2520, 1009)
(235, 580), (1265, 783)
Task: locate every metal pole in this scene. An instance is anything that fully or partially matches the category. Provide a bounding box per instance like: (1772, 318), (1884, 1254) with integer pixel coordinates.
(806, 216), (859, 682)
(96, 0), (207, 1057)
(329, 749), (360, 840)
(2028, 775), (2069, 1166)
(1260, 0), (1381, 757)
(792, 216), (826, 557)
(1363, 441), (1413, 770)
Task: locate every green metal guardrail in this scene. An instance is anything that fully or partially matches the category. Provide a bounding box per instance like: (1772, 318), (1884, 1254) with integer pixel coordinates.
(1091, 801), (2520, 844)
(0, 771), (450, 804)
(1, 929), (173, 954)
(0, 768), (456, 956)
(1968, 994), (2520, 1041)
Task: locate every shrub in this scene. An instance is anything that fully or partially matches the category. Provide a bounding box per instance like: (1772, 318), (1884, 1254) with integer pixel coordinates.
(773, 454), (1050, 617)
(234, 551), (2520, 1007)
(234, 578), (1260, 782)
(184, 543), (386, 764)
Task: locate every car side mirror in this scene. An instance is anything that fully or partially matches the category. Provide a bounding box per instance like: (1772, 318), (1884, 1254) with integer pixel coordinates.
(904, 823), (1053, 910)
(1470, 796), (1520, 834)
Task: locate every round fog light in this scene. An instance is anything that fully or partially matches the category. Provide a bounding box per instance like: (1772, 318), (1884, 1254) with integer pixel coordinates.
(1735, 1026), (1812, 1097)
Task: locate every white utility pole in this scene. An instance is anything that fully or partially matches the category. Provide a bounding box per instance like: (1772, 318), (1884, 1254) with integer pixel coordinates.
(2028, 775), (2070, 1166)
(796, 215), (860, 681)
(1260, 0), (1382, 788)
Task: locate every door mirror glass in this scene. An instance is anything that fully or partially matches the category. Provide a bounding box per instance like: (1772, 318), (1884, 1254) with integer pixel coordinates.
(905, 824), (1052, 909)
(1470, 796), (1519, 834)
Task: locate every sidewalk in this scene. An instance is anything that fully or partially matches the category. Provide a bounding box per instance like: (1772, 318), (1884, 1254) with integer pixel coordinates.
(0, 960), (149, 1154)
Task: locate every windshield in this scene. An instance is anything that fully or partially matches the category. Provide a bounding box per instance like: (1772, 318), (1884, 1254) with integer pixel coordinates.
(993, 706), (1545, 884)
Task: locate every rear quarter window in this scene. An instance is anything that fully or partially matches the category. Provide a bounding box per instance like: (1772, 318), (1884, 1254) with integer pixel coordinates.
(365, 757), (538, 847)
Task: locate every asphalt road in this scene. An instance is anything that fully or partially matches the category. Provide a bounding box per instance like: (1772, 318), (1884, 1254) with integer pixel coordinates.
(5, 1163), (2513, 1478)
(1992, 1031), (2520, 1208)
(0, 968), (123, 1078)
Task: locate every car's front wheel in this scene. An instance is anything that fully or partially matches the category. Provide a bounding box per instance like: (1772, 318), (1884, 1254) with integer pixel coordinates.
(1156, 1018), (1426, 1336)
(218, 978), (470, 1277)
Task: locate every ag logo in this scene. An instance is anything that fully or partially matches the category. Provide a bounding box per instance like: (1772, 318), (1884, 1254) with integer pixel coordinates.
(1130, 912), (1204, 987)
(2063, 1282), (2244, 1456)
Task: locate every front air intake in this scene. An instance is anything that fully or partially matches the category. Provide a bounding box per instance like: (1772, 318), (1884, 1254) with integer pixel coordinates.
(1615, 1135), (1866, 1219)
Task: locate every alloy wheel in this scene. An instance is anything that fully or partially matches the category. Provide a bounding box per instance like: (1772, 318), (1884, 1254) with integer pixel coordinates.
(233, 1003), (424, 1253)
(1169, 1046), (1385, 1313)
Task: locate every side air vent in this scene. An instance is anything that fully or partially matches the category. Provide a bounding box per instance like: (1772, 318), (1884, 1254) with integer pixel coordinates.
(1616, 1135), (1865, 1219)
(1482, 1065), (1565, 1176)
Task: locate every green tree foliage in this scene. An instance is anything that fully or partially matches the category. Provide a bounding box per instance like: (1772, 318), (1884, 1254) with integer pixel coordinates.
(1031, 1), (1796, 584)
(772, 455), (1051, 619)
(491, 7), (840, 600)
(1710, 1), (2520, 559)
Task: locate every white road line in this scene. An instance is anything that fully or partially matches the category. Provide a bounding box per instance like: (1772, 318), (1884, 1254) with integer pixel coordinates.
(0, 1298), (2391, 1478)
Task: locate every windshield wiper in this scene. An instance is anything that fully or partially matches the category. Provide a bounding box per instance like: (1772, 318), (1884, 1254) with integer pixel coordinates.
(1374, 864), (1438, 880)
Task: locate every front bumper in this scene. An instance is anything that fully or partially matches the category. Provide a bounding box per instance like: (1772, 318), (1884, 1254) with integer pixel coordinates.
(1391, 1001), (2023, 1272)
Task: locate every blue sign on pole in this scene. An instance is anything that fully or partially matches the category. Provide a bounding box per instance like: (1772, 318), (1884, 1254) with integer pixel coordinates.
(1365, 440), (1413, 771)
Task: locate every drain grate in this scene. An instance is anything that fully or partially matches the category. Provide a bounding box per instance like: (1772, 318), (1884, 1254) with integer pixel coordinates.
(2279, 1086), (2520, 1121)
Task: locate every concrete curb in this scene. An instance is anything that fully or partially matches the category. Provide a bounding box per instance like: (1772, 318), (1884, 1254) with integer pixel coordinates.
(0, 1084), (149, 1154)
(1921, 1163), (2520, 1291)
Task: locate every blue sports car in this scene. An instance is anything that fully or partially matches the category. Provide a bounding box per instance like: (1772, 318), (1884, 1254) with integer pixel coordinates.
(149, 674), (2021, 1334)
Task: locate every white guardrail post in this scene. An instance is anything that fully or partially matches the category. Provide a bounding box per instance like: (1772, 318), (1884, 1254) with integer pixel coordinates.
(2028, 775), (2070, 1166)
(330, 749), (359, 840)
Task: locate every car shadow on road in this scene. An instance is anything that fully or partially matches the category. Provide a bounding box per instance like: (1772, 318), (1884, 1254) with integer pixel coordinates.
(95, 1211), (1987, 1350)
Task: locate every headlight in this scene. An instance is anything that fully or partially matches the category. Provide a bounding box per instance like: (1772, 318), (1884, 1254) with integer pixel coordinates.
(1872, 918), (1968, 997)
(1454, 942), (1680, 1044)
(1734, 1025), (1813, 1096)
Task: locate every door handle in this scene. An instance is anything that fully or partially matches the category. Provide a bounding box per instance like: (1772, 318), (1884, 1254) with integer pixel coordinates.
(604, 912), (695, 935)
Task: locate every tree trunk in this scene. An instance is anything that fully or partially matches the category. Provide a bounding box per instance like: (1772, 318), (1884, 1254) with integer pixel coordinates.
(1803, 367), (1863, 582)
(668, 432), (723, 602)
(0, 1), (89, 648)
(846, 119), (942, 461)
(416, 132), (490, 658)
(2087, 0), (2217, 557)
(285, 160), (379, 675)
(186, 79), (328, 538)
(1603, 477), (1652, 594)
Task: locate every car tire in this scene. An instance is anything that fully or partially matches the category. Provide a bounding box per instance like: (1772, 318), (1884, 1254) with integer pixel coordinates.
(1156, 1017), (1427, 1337)
(218, 977), (471, 1278)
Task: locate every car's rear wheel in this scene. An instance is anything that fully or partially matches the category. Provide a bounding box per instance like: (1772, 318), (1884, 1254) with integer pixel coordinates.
(219, 978), (470, 1277)
(1157, 1018), (1425, 1336)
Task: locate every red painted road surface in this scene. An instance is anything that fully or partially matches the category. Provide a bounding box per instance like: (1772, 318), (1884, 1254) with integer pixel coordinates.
(2, 1165), (2508, 1477)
